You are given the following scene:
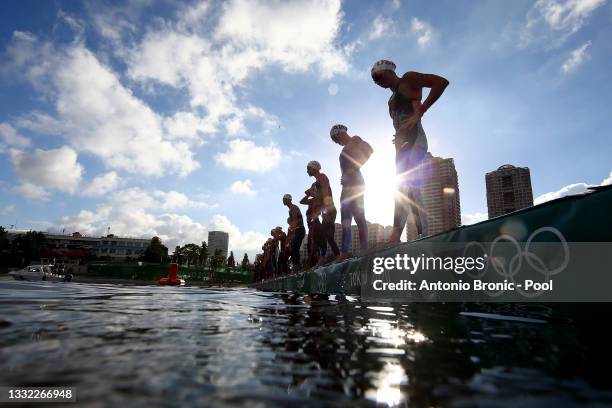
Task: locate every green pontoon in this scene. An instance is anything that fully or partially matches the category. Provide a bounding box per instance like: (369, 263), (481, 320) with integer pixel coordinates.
(250, 184), (612, 296)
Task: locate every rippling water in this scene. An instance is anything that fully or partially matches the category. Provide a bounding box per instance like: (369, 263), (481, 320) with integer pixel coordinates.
(1, 281), (612, 407)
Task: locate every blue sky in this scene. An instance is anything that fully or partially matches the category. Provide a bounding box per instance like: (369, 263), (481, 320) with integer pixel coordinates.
(1, 0), (611, 257)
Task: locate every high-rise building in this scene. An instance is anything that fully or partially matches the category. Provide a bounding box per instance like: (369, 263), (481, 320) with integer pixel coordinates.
(208, 231), (229, 259)
(486, 164), (533, 218)
(406, 153), (461, 241)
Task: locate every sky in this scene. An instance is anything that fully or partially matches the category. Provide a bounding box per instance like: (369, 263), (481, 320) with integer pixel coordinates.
(1, 0), (611, 259)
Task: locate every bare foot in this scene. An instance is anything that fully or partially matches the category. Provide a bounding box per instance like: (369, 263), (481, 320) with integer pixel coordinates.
(335, 254), (349, 262)
(387, 233), (401, 244)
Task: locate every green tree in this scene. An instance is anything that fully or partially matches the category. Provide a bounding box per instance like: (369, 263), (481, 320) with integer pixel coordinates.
(200, 241), (208, 266)
(210, 249), (225, 269)
(241, 253), (250, 270)
(11, 230), (46, 266)
(142, 236), (169, 263)
(0, 226), (8, 252)
(180, 243), (201, 266)
(227, 251), (235, 268)
(0, 226), (9, 267)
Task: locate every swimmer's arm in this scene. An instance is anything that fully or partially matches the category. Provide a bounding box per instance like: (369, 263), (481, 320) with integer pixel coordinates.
(360, 138), (374, 162)
(404, 71), (449, 112)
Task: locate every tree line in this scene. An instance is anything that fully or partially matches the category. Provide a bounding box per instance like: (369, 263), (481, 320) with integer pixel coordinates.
(0, 226), (47, 268)
(0, 227), (250, 271)
(114, 236), (252, 270)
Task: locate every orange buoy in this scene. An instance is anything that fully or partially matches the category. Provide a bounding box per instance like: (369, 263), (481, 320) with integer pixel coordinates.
(159, 263), (185, 286)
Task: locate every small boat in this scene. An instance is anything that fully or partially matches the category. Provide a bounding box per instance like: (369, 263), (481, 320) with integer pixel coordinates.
(9, 265), (74, 282)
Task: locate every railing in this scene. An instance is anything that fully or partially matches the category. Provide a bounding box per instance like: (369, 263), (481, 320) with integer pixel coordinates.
(85, 262), (253, 283)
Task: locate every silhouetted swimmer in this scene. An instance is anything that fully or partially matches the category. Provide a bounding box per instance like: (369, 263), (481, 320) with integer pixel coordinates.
(261, 238), (274, 280)
(330, 124), (373, 261)
(300, 182), (323, 268)
(306, 160), (340, 263)
(371, 59), (449, 242)
(283, 194), (305, 271)
(272, 226), (288, 276)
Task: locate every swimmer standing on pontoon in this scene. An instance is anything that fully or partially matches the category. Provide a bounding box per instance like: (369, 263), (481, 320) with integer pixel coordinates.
(371, 59), (449, 242)
(329, 124), (373, 260)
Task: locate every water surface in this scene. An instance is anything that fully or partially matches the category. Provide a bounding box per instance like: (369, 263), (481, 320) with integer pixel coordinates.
(1, 281), (611, 407)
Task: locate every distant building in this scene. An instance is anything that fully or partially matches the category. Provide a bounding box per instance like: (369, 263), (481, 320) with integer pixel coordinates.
(95, 235), (150, 259)
(407, 153), (461, 240)
(5, 230), (150, 260)
(486, 164), (533, 218)
(208, 231), (229, 259)
(299, 238), (308, 263)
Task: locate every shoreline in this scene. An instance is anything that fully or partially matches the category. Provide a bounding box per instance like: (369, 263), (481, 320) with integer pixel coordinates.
(0, 273), (247, 287)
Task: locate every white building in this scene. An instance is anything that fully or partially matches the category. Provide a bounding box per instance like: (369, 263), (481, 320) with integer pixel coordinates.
(208, 230), (229, 259)
(5, 230), (151, 260)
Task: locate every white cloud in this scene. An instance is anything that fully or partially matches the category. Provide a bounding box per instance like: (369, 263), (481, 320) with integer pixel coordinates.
(369, 16), (394, 41)
(4, 33), (201, 177)
(461, 212), (488, 225)
(215, 139), (281, 172)
(0, 123), (31, 148)
(126, 0), (346, 135)
(10, 146), (83, 198)
(230, 179), (256, 196)
(389, 0), (401, 11)
(153, 190), (212, 210)
(534, 182), (590, 204)
(206, 214), (266, 255)
(88, 187), (214, 212)
(215, 0), (348, 78)
(534, 172), (612, 204)
(411, 17), (433, 48)
(87, 0), (146, 43)
(81, 172), (121, 197)
(14, 111), (66, 135)
(12, 183), (51, 201)
(522, 0), (605, 47)
(58, 189), (264, 257)
(176, 1), (211, 32)
(0, 204), (16, 215)
(163, 111), (214, 142)
(561, 40), (592, 73)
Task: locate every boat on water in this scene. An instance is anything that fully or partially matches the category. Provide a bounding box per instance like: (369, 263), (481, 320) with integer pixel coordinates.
(250, 184), (612, 297)
(9, 264), (74, 282)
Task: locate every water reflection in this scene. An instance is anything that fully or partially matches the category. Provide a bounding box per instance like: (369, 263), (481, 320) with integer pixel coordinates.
(1, 282), (612, 407)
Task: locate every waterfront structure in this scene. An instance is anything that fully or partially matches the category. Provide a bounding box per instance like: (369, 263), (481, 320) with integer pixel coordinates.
(208, 231), (229, 259)
(407, 153), (461, 240)
(298, 222), (393, 261)
(5, 230), (150, 260)
(486, 164), (533, 218)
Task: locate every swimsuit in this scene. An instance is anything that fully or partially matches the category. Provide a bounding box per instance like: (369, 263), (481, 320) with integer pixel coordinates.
(389, 83), (428, 188)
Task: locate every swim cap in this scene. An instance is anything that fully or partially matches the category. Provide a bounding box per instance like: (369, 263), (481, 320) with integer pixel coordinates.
(371, 59), (396, 77)
(330, 124), (348, 137)
(307, 160), (321, 171)
(283, 194), (292, 200)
